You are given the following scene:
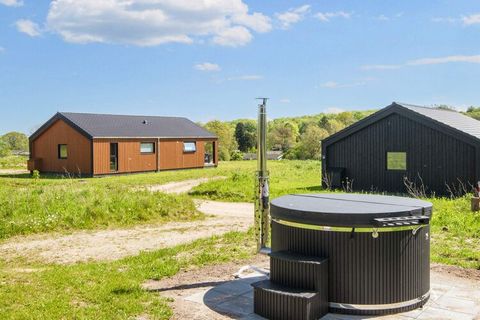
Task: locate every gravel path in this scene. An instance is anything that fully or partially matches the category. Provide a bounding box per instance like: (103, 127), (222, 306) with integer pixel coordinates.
(146, 176), (226, 194)
(0, 178), (253, 264)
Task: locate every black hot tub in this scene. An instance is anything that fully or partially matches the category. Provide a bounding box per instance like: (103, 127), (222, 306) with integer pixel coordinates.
(253, 193), (432, 319)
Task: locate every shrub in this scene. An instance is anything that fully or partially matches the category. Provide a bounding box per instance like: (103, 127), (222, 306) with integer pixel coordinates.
(230, 150), (244, 161)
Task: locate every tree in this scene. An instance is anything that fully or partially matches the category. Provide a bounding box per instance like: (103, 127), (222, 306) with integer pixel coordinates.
(235, 121), (256, 152)
(294, 125), (329, 160)
(1, 132), (28, 151)
(0, 139), (11, 157)
(204, 120), (237, 161)
(268, 120), (299, 152)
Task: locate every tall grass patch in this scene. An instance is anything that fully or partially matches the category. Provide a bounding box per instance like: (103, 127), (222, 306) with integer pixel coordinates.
(0, 183), (201, 239)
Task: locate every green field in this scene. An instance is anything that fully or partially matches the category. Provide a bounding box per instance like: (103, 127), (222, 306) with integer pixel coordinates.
(0, 155), (27, 169)
(0, 160), (478, 319)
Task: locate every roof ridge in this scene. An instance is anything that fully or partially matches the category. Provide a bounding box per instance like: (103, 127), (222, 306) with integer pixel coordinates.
(59, 111), (186, 119)
(394, 102), (459, 113)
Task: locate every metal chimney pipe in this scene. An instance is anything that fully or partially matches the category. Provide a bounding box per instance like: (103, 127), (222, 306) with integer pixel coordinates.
(255, 98), (270, 254)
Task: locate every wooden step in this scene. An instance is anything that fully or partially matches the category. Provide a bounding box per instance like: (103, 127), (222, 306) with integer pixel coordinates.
(252, 279), (328, 320)
(270, 251), (328, 292)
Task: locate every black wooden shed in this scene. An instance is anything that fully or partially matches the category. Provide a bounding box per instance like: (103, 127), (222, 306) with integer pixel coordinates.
(322, 102), (480, 196)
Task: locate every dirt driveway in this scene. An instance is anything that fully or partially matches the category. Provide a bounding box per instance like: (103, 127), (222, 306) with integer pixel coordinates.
(0, 178), (253, 264)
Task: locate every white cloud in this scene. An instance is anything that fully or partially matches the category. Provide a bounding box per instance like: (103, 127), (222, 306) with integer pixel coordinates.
(212, 25), (252, 47)
(376, 14), (389, 21)
(45, 0), (271, 47)
(407, 55), (480, 65)
(0, 0), (23, 7)
(194, 62), (221, 72)
(315, 11), (351, 22)
(16, 19), (42, 37)
(0, 46), (5, 53)
(361, 54), (480, 71)
(462, 13), (480, 25)
(276, 5), (310, 29)
(279, 98), (290, 103)
(227, 74), (263, 81)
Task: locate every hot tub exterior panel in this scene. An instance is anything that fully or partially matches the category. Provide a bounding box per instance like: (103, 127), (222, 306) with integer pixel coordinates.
(271, 220), (430, 314)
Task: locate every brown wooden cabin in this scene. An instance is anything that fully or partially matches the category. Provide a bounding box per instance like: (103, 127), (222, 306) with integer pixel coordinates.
(28, 112), (218, 176)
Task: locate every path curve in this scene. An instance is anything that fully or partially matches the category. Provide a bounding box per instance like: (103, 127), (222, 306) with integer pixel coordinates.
(0, 178), (253, 264)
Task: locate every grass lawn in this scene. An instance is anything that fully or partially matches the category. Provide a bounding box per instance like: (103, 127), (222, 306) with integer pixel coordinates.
(0, 155), (27, 169)
(0, 160), (478, 319)
(0, 230), (256, 319)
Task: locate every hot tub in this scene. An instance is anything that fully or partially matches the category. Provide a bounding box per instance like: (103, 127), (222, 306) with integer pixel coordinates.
(253, 193), (432, 319)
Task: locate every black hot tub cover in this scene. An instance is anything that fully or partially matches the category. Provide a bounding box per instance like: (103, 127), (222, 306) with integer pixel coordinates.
(270, 193), (432, 228)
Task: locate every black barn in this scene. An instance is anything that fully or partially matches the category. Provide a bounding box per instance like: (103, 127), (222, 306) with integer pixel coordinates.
(322, 102), (480, 196)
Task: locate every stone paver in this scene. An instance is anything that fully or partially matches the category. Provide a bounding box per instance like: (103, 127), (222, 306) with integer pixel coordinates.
(183, 269), (480, 320)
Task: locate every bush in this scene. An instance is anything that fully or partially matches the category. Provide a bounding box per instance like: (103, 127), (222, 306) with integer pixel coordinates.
(230, 150), (244, 161)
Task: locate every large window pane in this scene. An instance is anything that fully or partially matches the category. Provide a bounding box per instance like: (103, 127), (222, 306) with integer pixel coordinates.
(140, 142), (155, 154)
(183, 142), (196, 152)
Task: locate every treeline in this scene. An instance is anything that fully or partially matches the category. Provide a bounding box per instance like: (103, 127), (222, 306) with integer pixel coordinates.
(202, 110), (375, 161)
(0, 132), (29, 157)
(202, 105), (480, 161)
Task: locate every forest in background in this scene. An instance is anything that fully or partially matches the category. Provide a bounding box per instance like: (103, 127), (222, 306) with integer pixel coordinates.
(202, 106), (480, 161)
(0, 106), (479, 162)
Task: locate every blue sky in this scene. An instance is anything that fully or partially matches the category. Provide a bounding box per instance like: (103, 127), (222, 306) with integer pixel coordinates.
(1, 0), (479, 135)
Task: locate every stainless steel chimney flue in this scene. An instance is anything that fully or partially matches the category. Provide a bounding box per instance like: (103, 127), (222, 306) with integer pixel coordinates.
(255, 98), (270, 254)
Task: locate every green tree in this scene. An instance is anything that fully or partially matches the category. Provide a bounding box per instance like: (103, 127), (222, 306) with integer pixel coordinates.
(268, 120), (299, 152)
(204, 121), (237, 161)
(294, 125), (329, 160)
(234, 122), (256, 152)
(1, 132), (28, 151)
(0, 139), (11, 157)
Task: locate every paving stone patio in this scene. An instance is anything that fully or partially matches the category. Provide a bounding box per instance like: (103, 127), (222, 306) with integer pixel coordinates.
(184, 268), (480, 320)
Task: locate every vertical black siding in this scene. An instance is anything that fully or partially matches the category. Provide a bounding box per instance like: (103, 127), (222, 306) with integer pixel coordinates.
(271, 221), (430, 306)
(325, 113), (476, 195)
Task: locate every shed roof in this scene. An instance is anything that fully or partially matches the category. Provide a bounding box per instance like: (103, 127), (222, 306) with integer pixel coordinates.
(398, 103), (480, 140)
(31, 112), (217, 140)
(323, 102), (480, 147)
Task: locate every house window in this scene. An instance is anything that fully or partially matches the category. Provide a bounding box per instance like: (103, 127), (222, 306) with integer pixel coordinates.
(387, 152), (407, 170)
(58, 144), (68, 159)
(183, 142), (196, 153)
(140, 142), (155, 154)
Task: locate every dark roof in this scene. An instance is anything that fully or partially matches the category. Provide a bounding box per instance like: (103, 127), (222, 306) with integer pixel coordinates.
(30, 112), (217, 140)
(323, 102), (480, 147)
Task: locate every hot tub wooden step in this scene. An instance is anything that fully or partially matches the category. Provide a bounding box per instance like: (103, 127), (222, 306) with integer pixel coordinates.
(252, 279), (328, 320)
(270, 251), (328, 292)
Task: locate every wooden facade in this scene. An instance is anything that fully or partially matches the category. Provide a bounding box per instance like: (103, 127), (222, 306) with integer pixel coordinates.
(29, 119), (92, 175)
(322, 103), (480, 196)
(29, 115), (218, 176)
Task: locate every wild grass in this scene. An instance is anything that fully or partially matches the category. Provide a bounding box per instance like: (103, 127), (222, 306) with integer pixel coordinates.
(0, 155), (27, 169)
(0, 230), (256, 319)
(0, 183), (201, 240)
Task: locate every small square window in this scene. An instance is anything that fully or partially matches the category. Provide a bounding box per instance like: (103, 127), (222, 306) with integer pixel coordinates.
(58, 144), (68, 159)
(387, 152), (406, 170)
(140, 142), (155, 154)
(183, 142), (196, 153)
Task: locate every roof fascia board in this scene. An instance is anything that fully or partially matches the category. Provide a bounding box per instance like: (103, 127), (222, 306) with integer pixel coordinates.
(92, 136), (218, 140)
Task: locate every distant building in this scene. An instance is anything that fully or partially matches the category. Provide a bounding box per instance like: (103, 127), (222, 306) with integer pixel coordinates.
(28, 112), (218, 176)
(322, 102), (480, 196)
(244, 151), (284, 161)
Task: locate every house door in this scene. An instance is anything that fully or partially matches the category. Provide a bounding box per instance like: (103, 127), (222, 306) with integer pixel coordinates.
(110, 143), (118, 172)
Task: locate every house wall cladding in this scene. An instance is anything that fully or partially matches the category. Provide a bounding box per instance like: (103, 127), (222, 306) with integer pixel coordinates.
(325, 113), (476, 194)
(31, 119), (92, 174)
(159, 139), (207, 170)
(93, 139), (158, 175)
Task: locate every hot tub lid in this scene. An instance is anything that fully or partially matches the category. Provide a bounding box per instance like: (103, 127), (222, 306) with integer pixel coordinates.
(270, 193), (432, 228)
